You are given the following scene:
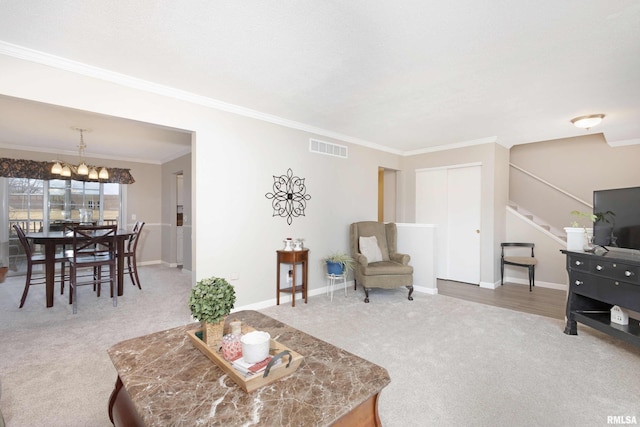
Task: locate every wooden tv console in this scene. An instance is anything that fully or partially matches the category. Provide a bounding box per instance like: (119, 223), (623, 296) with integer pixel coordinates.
(562, 249), (640, 347)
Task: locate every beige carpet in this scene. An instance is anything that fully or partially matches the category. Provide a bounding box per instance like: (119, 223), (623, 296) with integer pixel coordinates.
(1, 267), (639, 426)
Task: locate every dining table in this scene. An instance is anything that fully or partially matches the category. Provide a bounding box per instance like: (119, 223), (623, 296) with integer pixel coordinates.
(26, 229), (134, 308)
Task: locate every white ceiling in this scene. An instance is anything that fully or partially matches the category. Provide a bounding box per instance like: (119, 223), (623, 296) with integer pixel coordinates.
(0, 1), (639, 162)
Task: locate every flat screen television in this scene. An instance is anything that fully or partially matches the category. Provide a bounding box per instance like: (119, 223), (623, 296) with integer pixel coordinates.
(593, 186), (640, 252)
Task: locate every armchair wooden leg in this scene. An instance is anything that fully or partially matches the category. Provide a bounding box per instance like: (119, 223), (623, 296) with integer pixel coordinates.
(407, 285), (414, 301)
(363, 287), (370, 303)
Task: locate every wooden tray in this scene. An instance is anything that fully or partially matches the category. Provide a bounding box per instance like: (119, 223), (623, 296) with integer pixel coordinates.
(186, 327), (304, 393)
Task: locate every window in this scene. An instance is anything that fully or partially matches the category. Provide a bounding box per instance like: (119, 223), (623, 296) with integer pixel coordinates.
(1, 177), (122, 275)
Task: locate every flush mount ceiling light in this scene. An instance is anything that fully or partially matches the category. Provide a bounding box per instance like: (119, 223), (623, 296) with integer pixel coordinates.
(570, 114), (605, 130)
(51, 127), (109, 180)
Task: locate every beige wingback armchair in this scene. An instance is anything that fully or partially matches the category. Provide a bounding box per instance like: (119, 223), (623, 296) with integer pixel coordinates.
(350, 221), (414, 303)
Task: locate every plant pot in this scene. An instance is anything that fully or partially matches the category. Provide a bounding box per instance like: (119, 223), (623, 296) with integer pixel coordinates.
(565, 227), (593, 251)
(326, 261), (344, 275)
(203, 318), (226, 348)
(0, 266), (7, 283)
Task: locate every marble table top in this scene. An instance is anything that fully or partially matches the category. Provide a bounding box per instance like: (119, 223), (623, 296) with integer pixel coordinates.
(107, 310), (390, 426)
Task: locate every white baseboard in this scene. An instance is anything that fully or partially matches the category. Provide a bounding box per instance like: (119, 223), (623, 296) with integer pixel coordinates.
(479, 281), (499, 289)
(413, 285), (438, 295)
(502, 276), (567, 291)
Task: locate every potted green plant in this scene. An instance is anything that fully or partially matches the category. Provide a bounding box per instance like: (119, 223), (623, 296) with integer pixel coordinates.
(189, 276), (236, 347)
(565, 210), (597, 251)
(322, 251), (354, 276)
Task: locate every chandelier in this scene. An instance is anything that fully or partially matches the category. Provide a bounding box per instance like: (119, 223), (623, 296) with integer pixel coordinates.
(51, 127), (109, 180)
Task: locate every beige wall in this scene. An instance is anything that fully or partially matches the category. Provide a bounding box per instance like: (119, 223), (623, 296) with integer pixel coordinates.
(0, 54), (402, 307)
(510, 133), (640, 232)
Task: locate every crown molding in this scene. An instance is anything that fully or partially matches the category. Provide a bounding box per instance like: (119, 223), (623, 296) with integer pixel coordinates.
(403, 136), (499, 156)
(607, 137), (640, 147)
(0, 41), (405, 156)
(0, 141), (165, 165)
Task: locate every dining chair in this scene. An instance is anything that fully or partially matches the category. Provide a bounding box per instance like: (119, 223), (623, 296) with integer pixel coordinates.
(122, 221), (145, 289)
(13, 224), (67, 308)
(500, 242), (538, 291)
(68, 224), (118, 314)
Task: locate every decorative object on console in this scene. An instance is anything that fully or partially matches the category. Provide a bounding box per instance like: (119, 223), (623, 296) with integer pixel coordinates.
(322, 251), (354, 276)
(293, 238), (304, 250)
(188, 276), (237, 347)
(265, 168), (311, 225)
(565, 210), (596, 251)
(186, 320), (304, 393)
(283, 238), (293, 251)
(610, 305), (630, 326)
(51, 127), (109, 180)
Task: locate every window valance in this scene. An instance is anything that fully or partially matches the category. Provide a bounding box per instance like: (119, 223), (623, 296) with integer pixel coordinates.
(0, 157), (135, 184)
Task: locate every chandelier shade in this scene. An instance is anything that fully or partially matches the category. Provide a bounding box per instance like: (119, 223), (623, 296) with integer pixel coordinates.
(51, 128), (110, 180)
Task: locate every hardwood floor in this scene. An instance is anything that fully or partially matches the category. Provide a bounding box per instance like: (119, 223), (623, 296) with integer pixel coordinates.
(437, 279), (567, 320)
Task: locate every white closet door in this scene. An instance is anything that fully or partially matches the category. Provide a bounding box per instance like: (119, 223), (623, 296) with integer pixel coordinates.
(445, 166), (481, 284)
(416, 165), (481, 284)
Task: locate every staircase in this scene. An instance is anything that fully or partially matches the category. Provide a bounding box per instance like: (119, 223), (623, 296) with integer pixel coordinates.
(507, 201), (566, 245)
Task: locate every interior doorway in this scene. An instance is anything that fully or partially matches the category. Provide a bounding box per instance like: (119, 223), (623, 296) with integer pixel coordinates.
(176, 172), (184, 268)
(378, 167), (398, 223)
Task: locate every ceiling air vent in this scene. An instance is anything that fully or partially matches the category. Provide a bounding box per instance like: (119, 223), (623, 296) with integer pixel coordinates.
(309, 138), (348, 159)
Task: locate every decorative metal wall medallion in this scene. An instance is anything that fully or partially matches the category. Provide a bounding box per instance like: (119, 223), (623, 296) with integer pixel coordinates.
(265, 168), (311, 225)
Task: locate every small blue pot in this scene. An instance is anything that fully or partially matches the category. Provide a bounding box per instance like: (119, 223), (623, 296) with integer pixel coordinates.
(326, 261), (344, 275)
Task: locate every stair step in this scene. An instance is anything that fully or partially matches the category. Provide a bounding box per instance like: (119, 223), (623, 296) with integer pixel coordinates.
(508, 201), (566, 243)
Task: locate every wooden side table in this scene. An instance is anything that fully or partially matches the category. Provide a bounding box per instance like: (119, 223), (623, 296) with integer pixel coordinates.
(276, 249), (309, 307)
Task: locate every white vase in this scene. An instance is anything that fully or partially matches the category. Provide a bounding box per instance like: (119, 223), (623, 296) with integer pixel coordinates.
(564, 227), (593, 251)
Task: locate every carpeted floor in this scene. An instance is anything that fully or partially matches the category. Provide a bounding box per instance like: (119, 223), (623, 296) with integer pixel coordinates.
(1, 266), (639, 426)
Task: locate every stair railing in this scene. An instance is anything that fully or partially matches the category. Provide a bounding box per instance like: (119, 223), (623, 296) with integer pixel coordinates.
(509, 163), (592, 209)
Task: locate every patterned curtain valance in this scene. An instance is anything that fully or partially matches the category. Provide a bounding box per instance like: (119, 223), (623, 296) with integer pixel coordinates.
(0, 157), (135, 184)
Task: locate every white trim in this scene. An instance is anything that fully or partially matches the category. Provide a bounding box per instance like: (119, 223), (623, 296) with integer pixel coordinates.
(479, 281), (498, 289)
(503, 276), (567, 291)
(415, 161), (482, 173)
(413, 285), (438, 295)
(506, 205), (566, 245)
(0, 41), (402, 156)
(0, 41), (507, 157)
(509, 163), (592, 209)
(404, 137), (498, 156)
(607, 138), (640, 147)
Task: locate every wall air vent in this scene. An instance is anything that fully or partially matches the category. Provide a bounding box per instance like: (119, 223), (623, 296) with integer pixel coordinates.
(309, 138), (348, 159)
